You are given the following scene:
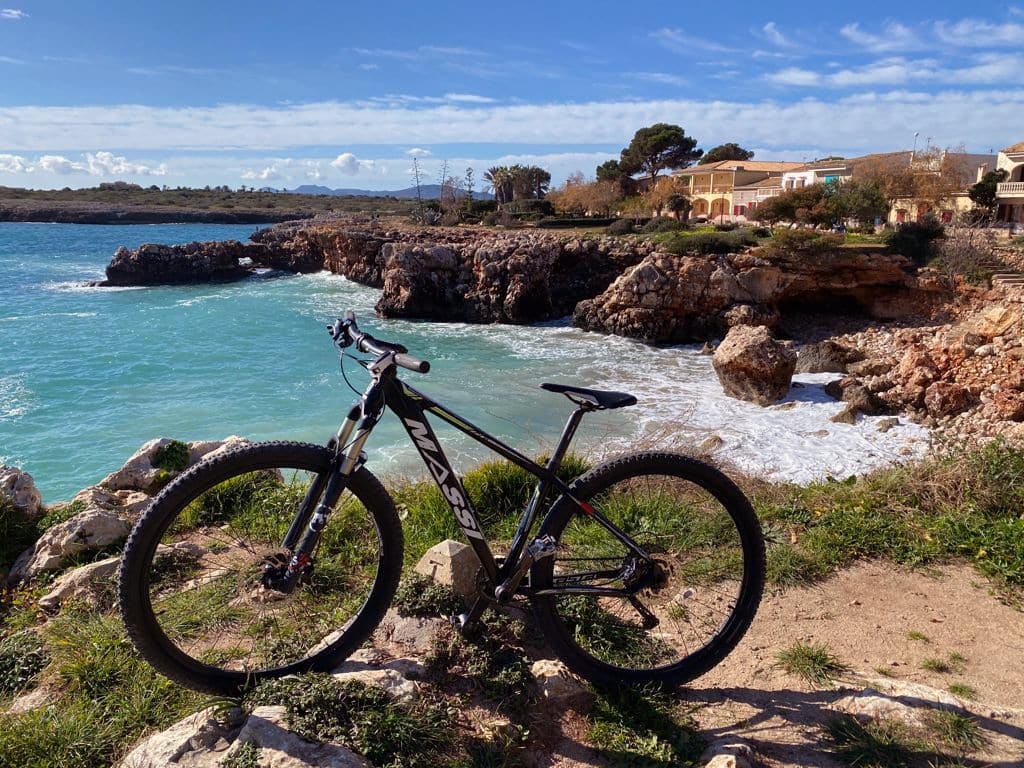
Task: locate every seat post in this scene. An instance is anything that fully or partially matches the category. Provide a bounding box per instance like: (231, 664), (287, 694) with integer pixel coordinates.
(547, 406), (588, 473)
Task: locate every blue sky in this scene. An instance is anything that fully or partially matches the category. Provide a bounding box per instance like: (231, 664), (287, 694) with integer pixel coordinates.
(1, 1), (1023, 190)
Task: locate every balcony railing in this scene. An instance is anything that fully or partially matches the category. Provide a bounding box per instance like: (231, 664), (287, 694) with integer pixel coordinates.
(997, 182), (1024, 196)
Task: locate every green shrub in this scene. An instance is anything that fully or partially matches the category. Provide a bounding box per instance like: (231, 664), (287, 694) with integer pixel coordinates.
(760, 227), (843, 258)
(536, 217), (616, 229)
(248, 675), (454, 768)
(152, 440), (189, 472)
(605, 218), (635, 235)
(884, 216), (945, 265)
(0, 631), (47, 697)
(588, 686), (704, 767)
(0, 496), (39, 572)
(640, 216), (688, 234)
(657, 228), (758, 255)
(393, 573), (464, 618)
(713, 221), (738, 231)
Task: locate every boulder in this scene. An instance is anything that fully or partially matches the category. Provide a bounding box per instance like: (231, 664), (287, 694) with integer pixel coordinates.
(102, 436), (247, 494)
(712, 326), (796, 406)
(699, 737), (756, 768)
(375, 608), (447, 654)
(795, 340), (862, 374)
(923, 381), (971, 418)
(414, 539), (480, 598)
(531, 659), (591, 706)
(38, 555), (120, 611)
(230, 706), (368, 768)
(332, 649), (424, 704)
(0, 466), (42, 518)
(9, 509), (130, 582)
(118, 707), (238, 768)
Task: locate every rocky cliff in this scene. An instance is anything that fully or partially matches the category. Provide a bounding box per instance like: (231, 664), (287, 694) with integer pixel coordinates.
(99, 222), (950, 339)
(574, 246), (952, 343)
(97, 240), (271, 286)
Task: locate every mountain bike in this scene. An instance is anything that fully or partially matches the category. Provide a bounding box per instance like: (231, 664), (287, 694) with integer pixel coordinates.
(118, 312), (765, 695)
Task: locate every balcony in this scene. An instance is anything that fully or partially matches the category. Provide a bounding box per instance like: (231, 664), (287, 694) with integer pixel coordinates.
(997, 182), (1024, 197)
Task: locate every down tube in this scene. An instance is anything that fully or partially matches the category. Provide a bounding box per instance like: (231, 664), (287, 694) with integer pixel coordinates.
(390, 393), (499, 584)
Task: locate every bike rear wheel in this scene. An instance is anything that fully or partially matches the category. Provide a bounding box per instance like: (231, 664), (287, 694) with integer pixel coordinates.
(118, 441), (402, 695)
(531, 452), (764, 688)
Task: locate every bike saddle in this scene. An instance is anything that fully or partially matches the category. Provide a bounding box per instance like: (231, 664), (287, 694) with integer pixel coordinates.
(540, 383), (638, 410)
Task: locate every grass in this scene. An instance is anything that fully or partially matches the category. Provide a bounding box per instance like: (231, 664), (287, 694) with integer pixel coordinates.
(922, 710), (987, 753)
(587, 686), (704, 767)
(922, 653), (966, 675)
(393, 573), (465, 618)
(752, 440), (1024, 598)
(826, 714), (919, 767)
(427, 626), (535, 715)
(775, 641), (849, 687)
(946, 683), (978, 700)
(906, 630), (929, 642)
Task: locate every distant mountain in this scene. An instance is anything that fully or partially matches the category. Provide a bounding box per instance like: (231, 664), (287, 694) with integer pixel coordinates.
(287, 184), (493, 200)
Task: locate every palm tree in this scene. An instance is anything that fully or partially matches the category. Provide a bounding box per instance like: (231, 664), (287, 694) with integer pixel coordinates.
(484, 166), (513, 205)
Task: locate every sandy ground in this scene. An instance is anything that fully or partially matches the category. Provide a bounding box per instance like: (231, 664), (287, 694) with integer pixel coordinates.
(543, 562), (1024, 767)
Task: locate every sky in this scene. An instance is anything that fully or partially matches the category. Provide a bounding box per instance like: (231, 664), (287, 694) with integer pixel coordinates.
(1, 1), (1023, 191)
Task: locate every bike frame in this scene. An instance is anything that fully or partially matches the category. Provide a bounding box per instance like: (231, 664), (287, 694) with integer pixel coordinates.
(282, 358), (652, 615)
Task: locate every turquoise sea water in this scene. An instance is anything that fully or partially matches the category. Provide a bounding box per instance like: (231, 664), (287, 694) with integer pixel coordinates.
(1, 223), (928, 502)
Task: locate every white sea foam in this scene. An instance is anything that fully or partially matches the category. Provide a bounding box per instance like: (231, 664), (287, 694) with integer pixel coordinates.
(0, 375), (36, 421)
(42, 280), (145, 293)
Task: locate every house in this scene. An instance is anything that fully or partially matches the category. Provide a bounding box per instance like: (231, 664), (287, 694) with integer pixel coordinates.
(673, 160), (802, 221)
(731, 177), (784, 220)
(780, 158), (854, 190)
(995, 140), (1024, 225)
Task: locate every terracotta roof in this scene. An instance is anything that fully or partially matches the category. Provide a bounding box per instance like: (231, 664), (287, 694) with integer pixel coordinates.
(734, 177), (783, 190)
(676, 160), (804, 174)
(791, 158), (852, 172)
(1002, 141), (1024, 153)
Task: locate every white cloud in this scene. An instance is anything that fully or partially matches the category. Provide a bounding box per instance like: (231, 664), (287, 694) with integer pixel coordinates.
(650, 27), (738, 54)
(358, 63), (379, 71)
(0, 55), (23, 64)
(762, 22), (794, 47)
(0, 8), (27, 19)
(406, 147), (432, 157)
(443, 93), (495, 103)
(840, 22), (922, 52)
(38, 155), (78, 174)
(768, 53), (1022, 88)
(935, 19), (1024, 46)
(1, 93), (1021, 163)
(329, 152), (375, 175)
(766, 67), (821, 86)
(0, 153), (31, 172)
(630, 71), (688, 87)
(241, 165), (281, 181)
(83, 151), (167, 176)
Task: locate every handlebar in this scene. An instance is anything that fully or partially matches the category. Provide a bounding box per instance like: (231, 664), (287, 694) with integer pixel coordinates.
(327, 312), (431, 374)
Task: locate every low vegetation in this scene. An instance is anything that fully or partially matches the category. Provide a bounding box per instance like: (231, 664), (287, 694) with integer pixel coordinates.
(1, 442), (1022, 766)
(775, 641), (849, 686)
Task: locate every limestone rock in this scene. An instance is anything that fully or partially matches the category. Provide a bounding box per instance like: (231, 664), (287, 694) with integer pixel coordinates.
(332, 650), (424, 704)
(0, 466), (42, 518)
(923, 381), (971, 418)
(414, 539), (480, 598)
(795, 340), (861, 374)
(118, 707), (238, 768)
(102, 436), (247, 494)
(231, 706), (368, 768)
(712, 325), (796, 406)
(376, 608), (447, 654)
(100, 241), (265, 287)
(531, 659), (591, 706)
(9, 509), (130, 581)
(699, 737), (755, 768)
(38, 555), (120, 611)
(5, 686), (54, 715)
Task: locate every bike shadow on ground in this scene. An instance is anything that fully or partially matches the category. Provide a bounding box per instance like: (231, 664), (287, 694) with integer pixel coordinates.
(678, 682), (1024, 768)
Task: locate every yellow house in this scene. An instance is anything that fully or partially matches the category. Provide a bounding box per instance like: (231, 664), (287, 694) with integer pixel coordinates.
(673, 160), (802, 220)
(995, 140), (1024, 225)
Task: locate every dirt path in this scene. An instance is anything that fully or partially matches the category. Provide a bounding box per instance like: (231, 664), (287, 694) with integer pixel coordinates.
(679, 562), (1024, 767)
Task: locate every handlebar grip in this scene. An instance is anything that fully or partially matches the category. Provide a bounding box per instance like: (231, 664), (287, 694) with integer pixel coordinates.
(395, 353), (430, 374)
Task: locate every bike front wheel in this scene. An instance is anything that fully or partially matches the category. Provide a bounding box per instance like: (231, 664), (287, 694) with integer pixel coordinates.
(531, 452), (764, 688)
(118, 441), (403, 695)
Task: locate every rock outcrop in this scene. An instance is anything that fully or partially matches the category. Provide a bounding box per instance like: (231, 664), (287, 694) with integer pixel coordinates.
(97, 241), (269, 286)
(712, 325), (797, 405)
(575, 246), (952, 343)
(0, 466), (42, 517)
